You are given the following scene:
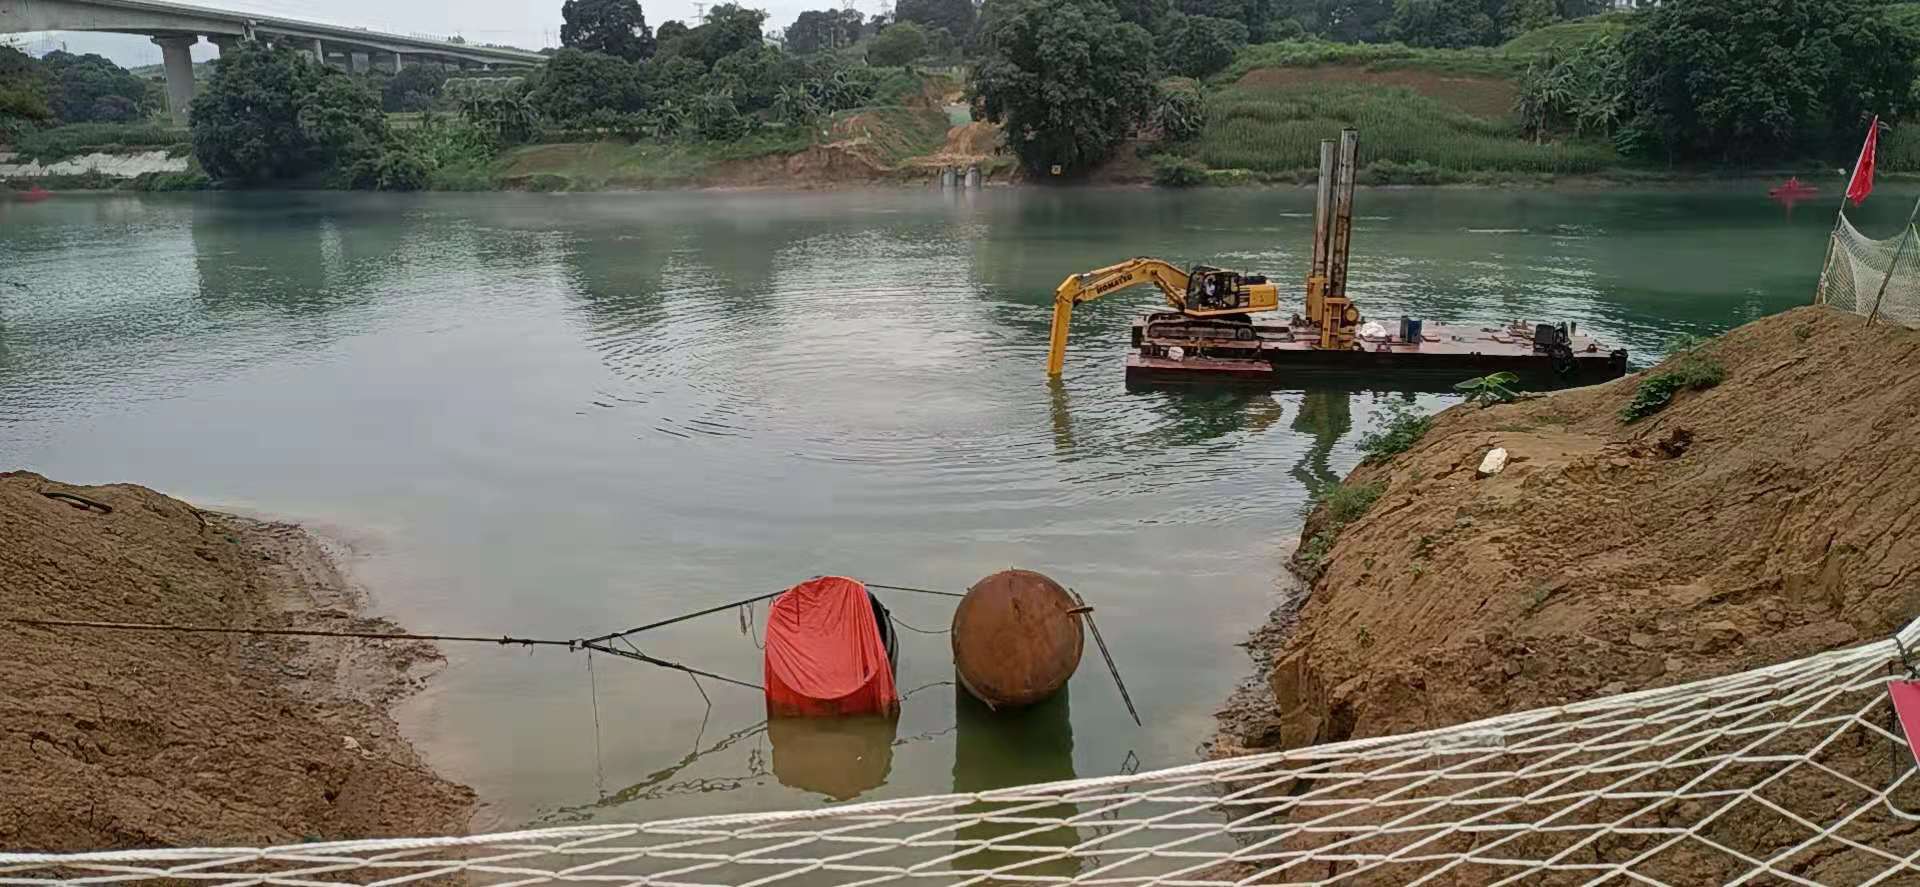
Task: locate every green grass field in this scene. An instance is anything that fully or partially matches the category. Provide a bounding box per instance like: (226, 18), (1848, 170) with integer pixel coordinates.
(1498, 13), (1632, 56)
(1217, 40), (1524, 83)
(1189, 83), (1612, 181)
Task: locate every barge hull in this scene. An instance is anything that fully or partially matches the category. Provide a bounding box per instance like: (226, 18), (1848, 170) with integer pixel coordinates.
(1123, 320), (1630, 389)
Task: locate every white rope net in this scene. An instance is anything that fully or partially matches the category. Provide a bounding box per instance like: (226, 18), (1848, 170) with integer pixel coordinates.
(1819, 213), (1920, 327)
(8, 618), (1920, 886)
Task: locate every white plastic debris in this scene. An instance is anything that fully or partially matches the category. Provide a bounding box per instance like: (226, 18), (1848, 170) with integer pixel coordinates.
(1359, 321), (1389, 340)
(1167, 346), (1185, 361)
(1477, 447), (1509, 477)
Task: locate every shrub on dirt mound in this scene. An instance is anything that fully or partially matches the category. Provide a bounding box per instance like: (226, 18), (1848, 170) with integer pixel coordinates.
(1239, 306), (1920, 755)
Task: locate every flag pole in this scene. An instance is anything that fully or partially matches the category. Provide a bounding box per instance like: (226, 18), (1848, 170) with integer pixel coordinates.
(1820, 116), (1880, 305)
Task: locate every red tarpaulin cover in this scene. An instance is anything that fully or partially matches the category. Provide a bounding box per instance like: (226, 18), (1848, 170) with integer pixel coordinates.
(764, 576), (899, 718)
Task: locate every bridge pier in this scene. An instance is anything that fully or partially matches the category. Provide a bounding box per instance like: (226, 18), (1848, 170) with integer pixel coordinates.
(149, 34), (197, 127)
(389, 52), (404, 73)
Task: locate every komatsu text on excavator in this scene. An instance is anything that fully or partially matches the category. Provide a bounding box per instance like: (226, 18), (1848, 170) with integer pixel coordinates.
(1043, 129), (1629, 388)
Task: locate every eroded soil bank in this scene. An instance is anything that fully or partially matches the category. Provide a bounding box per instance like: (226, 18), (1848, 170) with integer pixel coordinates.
(1213, 305), (1920, 881)
(0, 472), (471, 851)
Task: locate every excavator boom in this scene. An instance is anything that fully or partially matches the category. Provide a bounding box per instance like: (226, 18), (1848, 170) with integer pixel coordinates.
(1046, 257), (1279, 375)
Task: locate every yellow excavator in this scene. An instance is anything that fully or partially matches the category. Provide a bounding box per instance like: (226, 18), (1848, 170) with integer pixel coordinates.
(1044, 258), (1280, 376)
(1043, 131), (1365, 378)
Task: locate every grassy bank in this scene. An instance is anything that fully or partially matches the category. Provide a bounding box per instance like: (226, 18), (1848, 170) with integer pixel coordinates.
(7, 122), (190, 163)
(494, 106), (955, 190)
(1183, 81), (1611, 184)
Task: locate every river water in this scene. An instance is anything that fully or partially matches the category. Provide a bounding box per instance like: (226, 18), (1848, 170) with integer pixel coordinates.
(0, 186), (1868, 829)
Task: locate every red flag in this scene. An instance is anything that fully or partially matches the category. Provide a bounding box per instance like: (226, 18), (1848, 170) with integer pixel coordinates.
(1848, 116), (1880, 207)
(1891, 680), (1920, 768)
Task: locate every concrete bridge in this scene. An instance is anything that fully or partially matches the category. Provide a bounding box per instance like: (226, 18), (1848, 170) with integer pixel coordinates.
(0, 0), (547, 123)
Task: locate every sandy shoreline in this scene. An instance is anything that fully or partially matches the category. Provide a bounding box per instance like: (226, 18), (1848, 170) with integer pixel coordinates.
(0, 471), (471, 851)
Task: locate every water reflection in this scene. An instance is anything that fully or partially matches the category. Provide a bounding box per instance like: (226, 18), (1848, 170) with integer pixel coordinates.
(189, 198), (400, 315)
(768, 714), (898, 801)
(541, 719), (773, 824)
(1289, 389), (1353, 494)
(950, 687), (1082, 883)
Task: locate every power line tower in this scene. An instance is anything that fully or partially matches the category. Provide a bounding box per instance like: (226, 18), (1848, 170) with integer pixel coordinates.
(692, 2), (706, 23)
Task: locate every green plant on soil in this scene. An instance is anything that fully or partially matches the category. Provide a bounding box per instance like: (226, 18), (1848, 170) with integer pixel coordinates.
(1317, 479), (1385, 526)
(1296, 530), (1337, 579)
(1296, 479), (1385, 580)
(1620, 334), (1725, 423)
(1193, 83), (1612, 176)
(1359, 402), (1434, 461)
(1455, 371), (1520, 407)
(1150, 153), (1207, 186)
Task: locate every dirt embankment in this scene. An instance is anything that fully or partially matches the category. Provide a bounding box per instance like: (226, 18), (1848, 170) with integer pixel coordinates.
(1219, 305), (1920, 753)
(0, 472), (471, 851)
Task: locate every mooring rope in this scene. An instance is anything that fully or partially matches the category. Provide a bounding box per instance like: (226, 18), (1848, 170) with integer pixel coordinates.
(5, 617), (764, 690)
(4, 617), (576, 648)
(7, 576), (972, 693)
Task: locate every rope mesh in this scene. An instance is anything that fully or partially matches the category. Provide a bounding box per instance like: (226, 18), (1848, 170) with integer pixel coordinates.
(7, 619), (1920, 886)
(1819, 212), (1920, 327)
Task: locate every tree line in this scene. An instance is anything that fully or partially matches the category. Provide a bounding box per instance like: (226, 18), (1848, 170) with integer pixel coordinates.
(9, 0), (1917, 188)
(0, 46), (156, 140)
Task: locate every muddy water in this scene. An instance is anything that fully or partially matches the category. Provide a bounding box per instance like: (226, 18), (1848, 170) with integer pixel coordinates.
(0, 187), (1861, 828)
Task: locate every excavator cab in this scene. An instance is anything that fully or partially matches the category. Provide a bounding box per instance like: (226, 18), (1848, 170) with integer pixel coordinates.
(1186, 266), (1270, 313)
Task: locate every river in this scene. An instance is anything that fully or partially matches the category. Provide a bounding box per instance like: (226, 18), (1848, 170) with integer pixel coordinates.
(0, 185), (1864, 829)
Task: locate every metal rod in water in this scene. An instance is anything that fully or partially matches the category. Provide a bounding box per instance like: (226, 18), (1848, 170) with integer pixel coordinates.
(1072, 590), (1142, 727)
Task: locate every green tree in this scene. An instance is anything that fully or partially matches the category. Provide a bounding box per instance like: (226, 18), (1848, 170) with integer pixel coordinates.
(460, 83), (539, 146)
(1161, 14), (1248, 78)
(381, 62), (450, 112)
(1177, 0), (1283, 41)
(38, 51), (149, 123)
(1555, 0), (1609, 17)
(0, 44), (50, 140)
(712, 44), (784, 111)
(1153, 77), (1206, 141)
(1621, 0), (1920, 164)
(787, 9), (863, 54)
(1276, 0), (1394, 42)
(657, 20), (690, 41)
(1506, 0), (1556, 37)
(868, 21), (932, 66)
(532, 48), (643, 125)
(1111, 0), (1173, 30)
(190, 43), (386, 186)
(896, 0), (977, 44)
(660, 4), (767, 66)
(1386, 0), (1503, 48)
(1516, 35), (1626, 140)
(972, 0), (1158, 176)
(560, 0), (658, 61)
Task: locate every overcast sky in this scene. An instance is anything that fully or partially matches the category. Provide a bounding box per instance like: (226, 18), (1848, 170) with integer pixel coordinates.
(8, 0), (846, 67)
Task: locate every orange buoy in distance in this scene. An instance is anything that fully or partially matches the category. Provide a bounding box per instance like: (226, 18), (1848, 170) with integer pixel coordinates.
(950, 569), (1084, 709)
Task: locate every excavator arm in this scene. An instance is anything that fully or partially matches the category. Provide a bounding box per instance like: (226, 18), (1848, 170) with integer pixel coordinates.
(1046, 258), (1192, 376)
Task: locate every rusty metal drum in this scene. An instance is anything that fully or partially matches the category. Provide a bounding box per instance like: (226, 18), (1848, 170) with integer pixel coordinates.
(950, 569), (1084, 709)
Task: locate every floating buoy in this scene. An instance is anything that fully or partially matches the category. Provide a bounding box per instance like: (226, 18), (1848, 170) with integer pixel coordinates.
(764, 576), (900, 718)
(950, 569), (1084, 709)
